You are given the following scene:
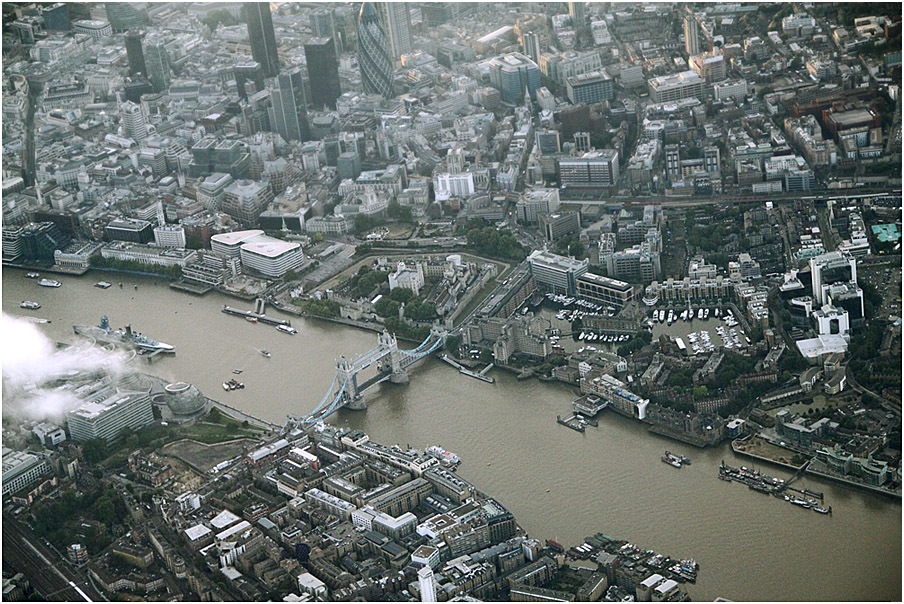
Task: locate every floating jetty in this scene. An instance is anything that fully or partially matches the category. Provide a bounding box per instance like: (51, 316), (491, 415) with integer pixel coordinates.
(719, 461), (831, 514)
(557, 412), (596, 432)
(439, 354), (495, 383)
(222, 305), (291, 327)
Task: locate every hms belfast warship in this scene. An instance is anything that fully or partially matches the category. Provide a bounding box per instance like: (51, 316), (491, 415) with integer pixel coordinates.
(73, 316), (175, 353)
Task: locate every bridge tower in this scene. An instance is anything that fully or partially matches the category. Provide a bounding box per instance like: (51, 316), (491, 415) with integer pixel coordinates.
(336, 355), (366, 410)
(379, 330), (409, 384)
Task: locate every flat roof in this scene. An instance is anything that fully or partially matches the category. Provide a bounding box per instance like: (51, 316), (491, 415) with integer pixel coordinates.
(210, 230), (265, 246)
(211, 509), (242, 529)
(871, 223), (901, 242)
(185, 524), (212, 541)
(577, 272), (632, 291)
(216, 520), (252, 541)
(241, 241), (301, 258)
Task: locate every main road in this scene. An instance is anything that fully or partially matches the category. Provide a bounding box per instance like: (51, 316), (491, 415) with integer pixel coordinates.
(2, 514), (104, 602)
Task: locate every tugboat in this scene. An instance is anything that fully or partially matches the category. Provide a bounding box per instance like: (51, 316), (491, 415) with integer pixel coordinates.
(38, 278), (61, 287)
(20, 301), (41, 309)
(260, 349), (271, 358)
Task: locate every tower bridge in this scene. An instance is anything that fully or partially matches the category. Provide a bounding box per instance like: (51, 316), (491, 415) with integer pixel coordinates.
(285, 327), (446, 431)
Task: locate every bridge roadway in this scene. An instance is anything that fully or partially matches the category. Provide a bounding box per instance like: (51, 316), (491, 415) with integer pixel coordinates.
(2, 513), (103, 602)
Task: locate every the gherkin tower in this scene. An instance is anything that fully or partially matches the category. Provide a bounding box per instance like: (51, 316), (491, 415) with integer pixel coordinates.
(356, 2), (395, 99)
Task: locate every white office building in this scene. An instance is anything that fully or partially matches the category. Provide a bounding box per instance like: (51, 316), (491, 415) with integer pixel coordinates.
(647, 70), (705, 103)
(2, 448), (52, 497)
(528, 249), (589, 295)
(67, 391), (154, 443)
(154, 225), (186, 248)
(239, 241), (303, 278)
(211, 230), (265, 258)
(433, 172), (475, 201)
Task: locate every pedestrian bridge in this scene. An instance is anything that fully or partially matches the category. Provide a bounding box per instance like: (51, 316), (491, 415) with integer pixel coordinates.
(285, 327), (446, 431)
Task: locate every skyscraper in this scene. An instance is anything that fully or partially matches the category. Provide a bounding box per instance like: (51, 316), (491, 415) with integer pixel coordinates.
(522, 31), (541, 64)
(568, 2), (585, 28)
(125, 30), (146, 78)
(379, 2), (412, 60)
(144, 39), (170, 92)
(120, 100), (147, 143)
(304, 37), (342, 109)
(357, 2), (394, 99)
(269, 67), (310, 142)
(245, 2), (280, 78)
(310, 8), (342, 53)
(488, 52), (540, 104)
(105, 2), (149, 32)
(684, 15), (700, 56)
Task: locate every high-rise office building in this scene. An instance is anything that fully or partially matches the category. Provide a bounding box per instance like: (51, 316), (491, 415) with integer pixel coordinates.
(304, 37), (342, 109)
(68, 391), (155, 443)
(125, 30), (146, 78)
(105, 2), (149, 32)
(379, 2), (412, 60)
(684, 15), (700, 56)
(41, 3), (71, 31)
(269, 67), (310, 142)
(357, 2), (395, 99)
(120, 100), (147, 143)
(568, 2), (585, 28)
(488, 52), (540, 104)
(522, 31), (541, 64)
(144, 39), (170, 92)
(245, 2), (280, 78)
(235, 61), (264, 100)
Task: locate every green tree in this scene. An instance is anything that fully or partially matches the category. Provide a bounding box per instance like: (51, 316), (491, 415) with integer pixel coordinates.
(445, 334), (462, 356)
(83, 438), (109, 464)
(387, 200), (413, 222)
(693, 385), (709, 400)
(568, 240), (585, 258)
(389, 288), (415, 303)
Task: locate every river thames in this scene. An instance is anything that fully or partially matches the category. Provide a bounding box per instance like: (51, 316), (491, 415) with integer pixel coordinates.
(3, 269), (900, 601)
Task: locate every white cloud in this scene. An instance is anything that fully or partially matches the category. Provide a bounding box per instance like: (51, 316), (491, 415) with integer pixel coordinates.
(2, 314), (130, 421)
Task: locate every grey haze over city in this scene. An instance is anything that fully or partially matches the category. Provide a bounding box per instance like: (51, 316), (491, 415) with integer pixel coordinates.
(1, 1), (901, 602)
